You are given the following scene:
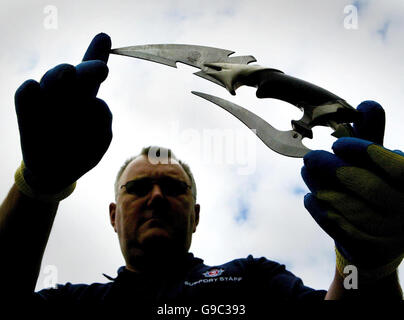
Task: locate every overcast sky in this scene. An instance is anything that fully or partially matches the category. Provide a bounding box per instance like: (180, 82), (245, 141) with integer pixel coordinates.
(1, 0), (404, 292)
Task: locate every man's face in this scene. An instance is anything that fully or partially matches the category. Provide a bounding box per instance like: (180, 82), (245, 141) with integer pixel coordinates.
(109, 155), (200, 270)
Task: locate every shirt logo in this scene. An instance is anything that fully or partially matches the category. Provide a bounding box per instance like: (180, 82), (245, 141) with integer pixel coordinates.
(203, 268), (224, 278)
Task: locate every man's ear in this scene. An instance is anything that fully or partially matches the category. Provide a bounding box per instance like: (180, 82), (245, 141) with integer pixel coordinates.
(109, 202), (117, 233)
(193, 204), (200, 233)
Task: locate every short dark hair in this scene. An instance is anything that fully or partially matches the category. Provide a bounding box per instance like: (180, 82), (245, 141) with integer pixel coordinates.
(114, 146), (197, 200)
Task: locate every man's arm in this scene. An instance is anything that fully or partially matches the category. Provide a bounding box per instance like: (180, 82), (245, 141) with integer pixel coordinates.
(0, 33), (112, 297)
(228, 65), (404, 299)
(0, 184), (59, 295)
(302, 101), (404, 300)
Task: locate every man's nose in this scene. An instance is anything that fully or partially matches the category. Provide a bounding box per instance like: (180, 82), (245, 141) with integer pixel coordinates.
(146, 184), (167, 207)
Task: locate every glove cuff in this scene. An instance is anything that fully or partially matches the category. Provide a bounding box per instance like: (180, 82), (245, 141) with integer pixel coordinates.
(15, 162), (76, 202)
(335, 246), (403, 283)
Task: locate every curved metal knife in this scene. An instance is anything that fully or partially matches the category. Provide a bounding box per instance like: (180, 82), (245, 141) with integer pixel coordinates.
(111, 44), (257, 90)
(111, 44), (358, 157)
(192, 91), (310, 157)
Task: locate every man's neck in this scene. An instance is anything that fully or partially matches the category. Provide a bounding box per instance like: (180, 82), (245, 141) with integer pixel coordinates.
(126, 250), (192, 278)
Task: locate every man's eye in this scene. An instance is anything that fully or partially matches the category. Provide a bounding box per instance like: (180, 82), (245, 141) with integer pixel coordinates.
(126, 181), (151, 196)
(162, 180), (187, 196)
(123, 178), (189, 197)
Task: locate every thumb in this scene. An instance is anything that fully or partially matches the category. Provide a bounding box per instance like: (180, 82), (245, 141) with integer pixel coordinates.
(82, 33), (111, 63)
(352, 100), (385, 145)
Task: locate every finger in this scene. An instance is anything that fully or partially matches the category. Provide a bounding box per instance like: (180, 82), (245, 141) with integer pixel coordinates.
(82, 33), (111, 63)
(304, 193), (365, 261)
(49, 97), (112, 185)
(304, 193), (404, 259)
(336, 166), (404, 216)
(352, 101), (385, 145)
(303, 150), (348, 184)
(333, 137), (404, 184)
(325, 209), (404, 258)
(84, 98), (113, 139)
(15, 79), (41, 116)
(80, 98), (113, 166)
(305, 193), (367, 258)
(39, 64), (76, 97)
(304, 149), (404, 213)
(304, 193), (352, 249)
(14, 80), (43, 163)
(75, 60), (109, 97)
(332, 137), (373, 167)
(301, 165), (331, 194)
(316, 190), (404, 236)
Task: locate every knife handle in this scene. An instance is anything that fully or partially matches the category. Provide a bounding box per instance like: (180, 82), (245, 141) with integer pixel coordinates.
(252, 69), (342, 107)
(249, 69), (359, 139)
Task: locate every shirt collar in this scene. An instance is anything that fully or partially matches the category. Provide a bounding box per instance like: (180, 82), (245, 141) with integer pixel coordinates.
(104, 252), (203, 282)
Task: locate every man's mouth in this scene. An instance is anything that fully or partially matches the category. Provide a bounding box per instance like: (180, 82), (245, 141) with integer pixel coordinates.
(144, 218), (166, 228)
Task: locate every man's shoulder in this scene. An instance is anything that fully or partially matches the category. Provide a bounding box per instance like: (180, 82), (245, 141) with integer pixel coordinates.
(34, 280), (114, 303)
(203, 254), (283, 269)
(191, 254), (285, 278)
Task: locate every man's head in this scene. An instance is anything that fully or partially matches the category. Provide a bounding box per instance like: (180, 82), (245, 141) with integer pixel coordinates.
(113, 147), (197, 201)
(109, 146), (200, 272)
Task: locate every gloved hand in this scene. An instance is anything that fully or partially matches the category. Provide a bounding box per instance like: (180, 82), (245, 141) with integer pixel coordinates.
(14, 33), (112, 201)
(301, 101), (404, 282)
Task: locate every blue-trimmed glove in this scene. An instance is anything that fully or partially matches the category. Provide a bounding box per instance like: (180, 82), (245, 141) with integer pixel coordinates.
(14, 33), (112, 201)
(302, 101), (404, 282)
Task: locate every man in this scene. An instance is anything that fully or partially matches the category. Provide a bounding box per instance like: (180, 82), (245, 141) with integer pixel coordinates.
(109, 147), (200, 277)
(1, 33), (403, 311)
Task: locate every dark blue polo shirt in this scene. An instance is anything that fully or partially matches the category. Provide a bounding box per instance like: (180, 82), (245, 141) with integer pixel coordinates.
(34, 253), (326, 315)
